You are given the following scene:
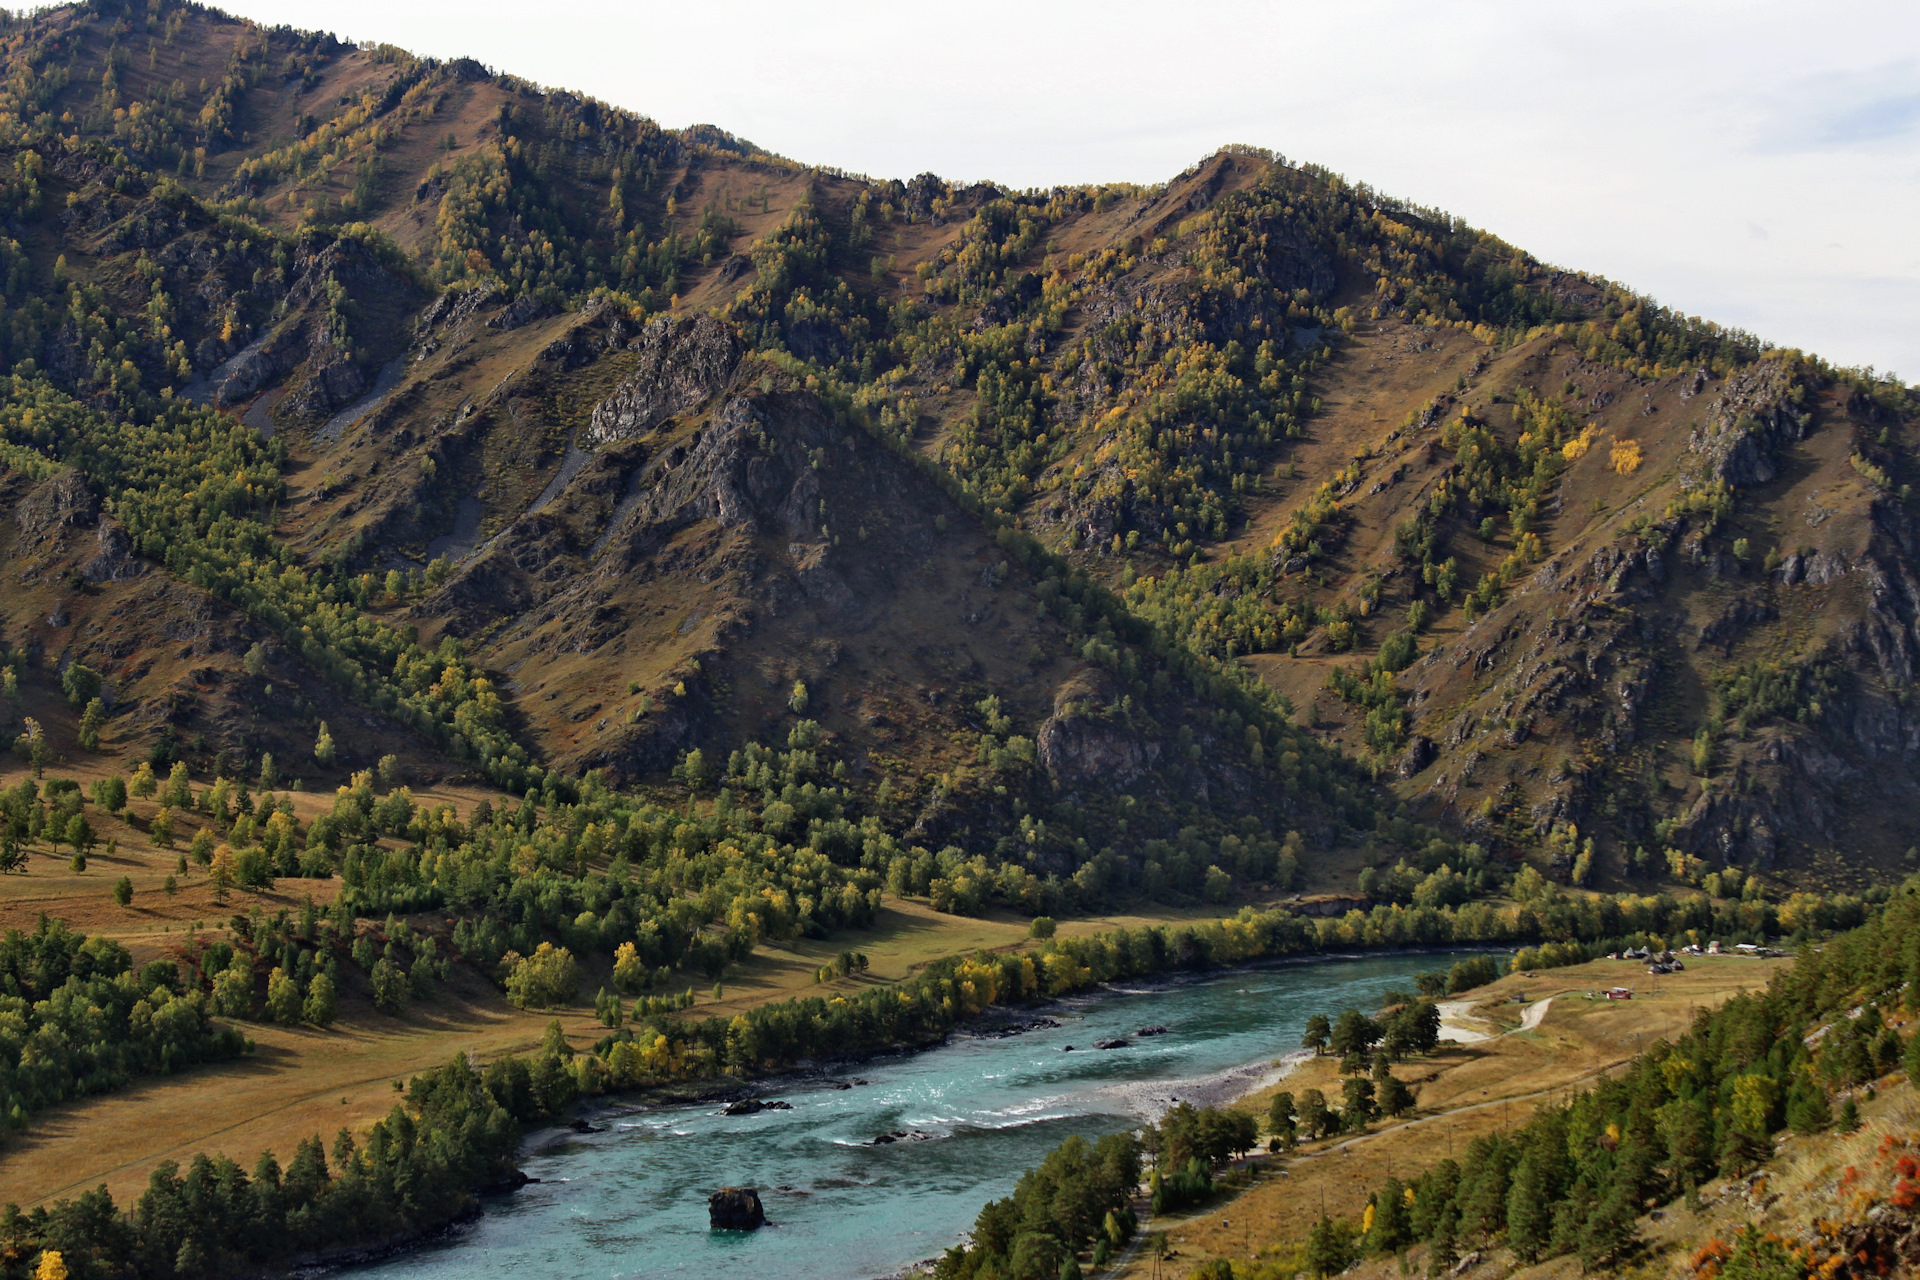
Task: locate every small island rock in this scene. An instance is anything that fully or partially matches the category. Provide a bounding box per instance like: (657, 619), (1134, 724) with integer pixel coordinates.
(709, 1187), (767, 1230)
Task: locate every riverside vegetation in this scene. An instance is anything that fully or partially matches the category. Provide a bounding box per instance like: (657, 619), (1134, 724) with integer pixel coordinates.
(0, 2), (1914, 1277)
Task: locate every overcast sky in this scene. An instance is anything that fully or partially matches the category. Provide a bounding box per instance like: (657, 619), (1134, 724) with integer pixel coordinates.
(206, 0), (1920, 381)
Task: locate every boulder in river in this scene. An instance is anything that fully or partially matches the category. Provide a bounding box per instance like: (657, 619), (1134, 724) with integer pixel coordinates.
(1093, 1037), (1131, 1050)
(719, 1097), (793, 1116)
(708, 1187), (767, 1230)
(1137, 1025), (1169, 1037)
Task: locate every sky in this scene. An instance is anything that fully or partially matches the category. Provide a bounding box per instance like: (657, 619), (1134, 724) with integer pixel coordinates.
(203, 0), (1920, 381)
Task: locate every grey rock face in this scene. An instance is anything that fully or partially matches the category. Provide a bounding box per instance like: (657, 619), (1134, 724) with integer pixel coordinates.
(1685, 359), (1808, 488)
(1035, 678), (1162, 789)
(587, 315), (743, 446)
(14, 469), (95, 541)
(81, 516), (146, 583)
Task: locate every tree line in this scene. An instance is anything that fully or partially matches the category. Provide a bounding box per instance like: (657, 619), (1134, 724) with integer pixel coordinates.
(1308, 881), (1920, 1277)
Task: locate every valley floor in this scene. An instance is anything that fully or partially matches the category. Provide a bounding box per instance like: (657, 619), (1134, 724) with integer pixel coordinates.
(0, 759), (1297, 1210)
(1112, 954), (1781, 1278)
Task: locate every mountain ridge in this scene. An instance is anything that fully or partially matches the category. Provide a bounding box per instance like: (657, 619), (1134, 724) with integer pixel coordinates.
(0, 0), (1912, 903)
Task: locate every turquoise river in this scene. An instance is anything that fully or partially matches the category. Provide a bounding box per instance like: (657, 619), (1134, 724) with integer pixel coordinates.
(345, 949), (1475, 1280)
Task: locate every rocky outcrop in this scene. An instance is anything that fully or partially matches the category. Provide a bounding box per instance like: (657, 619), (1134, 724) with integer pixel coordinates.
(1685, 359), (1810, 488)
(81, 516), (145, 583)
(1669, 728), (1854, 866)
(586, 315), (743, 445)
(1036, 694), (1160, 788)
(14, 469), (95, 542)
(707, 1187), (765, 1230)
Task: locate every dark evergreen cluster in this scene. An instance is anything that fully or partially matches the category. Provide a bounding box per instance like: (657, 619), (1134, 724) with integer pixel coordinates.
(0, 1048), (555, 1280)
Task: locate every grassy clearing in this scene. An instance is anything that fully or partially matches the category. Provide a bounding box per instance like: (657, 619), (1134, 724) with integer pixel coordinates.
(0, 758), (1317, 1211)
(1111, 954), (1782, 1278)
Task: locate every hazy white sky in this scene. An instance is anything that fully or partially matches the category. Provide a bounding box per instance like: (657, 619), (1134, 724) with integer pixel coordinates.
(208, 0), (1920, 380)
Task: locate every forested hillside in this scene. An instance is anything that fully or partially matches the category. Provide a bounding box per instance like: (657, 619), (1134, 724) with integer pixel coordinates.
(0, 5), (1915, 1276)
(2, 2), (1912, 909)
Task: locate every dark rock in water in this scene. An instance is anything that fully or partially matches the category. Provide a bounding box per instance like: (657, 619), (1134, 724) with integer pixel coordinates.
(480, 1168), (534, 1194)
(1061, 1044), (1075, 1052)
(1137, 1025), (1169, 1037)
(567, 1118), (605, 1133)
(1094, 1037), (1131, 1050)
(719, 1097), (792, 1116)
(832, 1081), (853, 1090)
(869, 1128), (934, 1145)
(972, 1016), (1063, 1039)
(708, 1187), (766, 1231)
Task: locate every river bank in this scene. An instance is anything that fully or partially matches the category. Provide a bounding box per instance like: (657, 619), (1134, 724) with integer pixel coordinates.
(334, 950), (1473, 1280)
(1109, 951), (1784, 1278)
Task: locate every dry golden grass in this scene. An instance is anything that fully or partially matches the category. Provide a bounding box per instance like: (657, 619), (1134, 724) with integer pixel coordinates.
(1, 753), (1304, 1210)
(1112, 953), (1783, 1278)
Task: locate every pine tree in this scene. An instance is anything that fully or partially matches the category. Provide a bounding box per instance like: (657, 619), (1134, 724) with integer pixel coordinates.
(314, 722), (336, 767)
(1302, 1013), (1331, 1055)
(1504, 1152), (1552, 1262)
(1577, 1186), (1638, 1271)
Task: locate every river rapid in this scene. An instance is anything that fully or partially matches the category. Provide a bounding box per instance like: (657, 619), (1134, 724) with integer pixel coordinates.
(343, 950), (1473, 1280)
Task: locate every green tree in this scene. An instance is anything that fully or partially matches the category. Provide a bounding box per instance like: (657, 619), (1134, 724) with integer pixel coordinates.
(1297, 1087), (1333, 1139)
(267, 967), (302, 1024)
(61, 662), (101, 708)
(93, 773), (127, 813)
(376, 753), (401, 790)
(314, 722), (337, 767)
(212, 952), (252, 1018)
(1578, 1186), (1638, 1270)
(1306, 1215), (1358, 1278)
(111, 876), (132, 906)
(1375, 1062), (1416, 1118)
(504, 942), (581, 1008)
(1268, 1090), (1297, 1147)
(1302, 1012), (1331, 1055)
(1504, 1152), (1553, 1263)
(163, 761), (192, 808)
(77, 698), (105, 751)
(370, 956), (407, 1015)
(1341, 1076), (1376, 1129)
(1330, 1008), (1381, 1059)
(1364, 1176), (1410, 1254)
(303, 970), (337, 1026)
(243, 643), (268, 677)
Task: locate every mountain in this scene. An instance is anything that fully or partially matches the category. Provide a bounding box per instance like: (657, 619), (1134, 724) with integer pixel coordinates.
(0, 0), (1914, 903)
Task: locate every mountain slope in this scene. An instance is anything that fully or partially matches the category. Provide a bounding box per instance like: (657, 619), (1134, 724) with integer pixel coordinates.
(0, 0), (1913, 905)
